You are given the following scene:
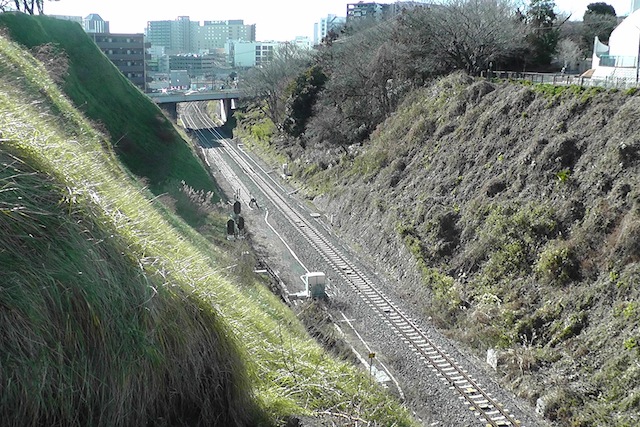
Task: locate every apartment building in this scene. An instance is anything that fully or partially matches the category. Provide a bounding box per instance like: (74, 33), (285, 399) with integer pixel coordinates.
(91, 33), (150, 91)
(346, 2), (387, 22)
(146, 16), (197, 55)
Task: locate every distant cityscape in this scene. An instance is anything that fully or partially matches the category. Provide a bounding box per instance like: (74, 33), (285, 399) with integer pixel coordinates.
(50, 2), (423, 92)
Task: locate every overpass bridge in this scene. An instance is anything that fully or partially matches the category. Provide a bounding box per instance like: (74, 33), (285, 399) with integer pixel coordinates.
(147, 90), (242, 122)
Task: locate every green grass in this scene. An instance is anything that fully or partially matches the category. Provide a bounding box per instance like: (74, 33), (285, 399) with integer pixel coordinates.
(0, 25), (414, 426)
(0, 13), (217, 197)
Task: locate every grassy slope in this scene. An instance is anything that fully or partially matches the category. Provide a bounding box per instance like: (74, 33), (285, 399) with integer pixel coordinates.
(0, 20), (413, 427)
(0, 12), (214, 196)
(276, 73), (640, 426)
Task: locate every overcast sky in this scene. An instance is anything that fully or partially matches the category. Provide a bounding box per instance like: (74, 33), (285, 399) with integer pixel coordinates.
(45, 0), (635, 41)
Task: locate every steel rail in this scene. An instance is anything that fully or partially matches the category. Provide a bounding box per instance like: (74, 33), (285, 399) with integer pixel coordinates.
(182, 102), (523, 427)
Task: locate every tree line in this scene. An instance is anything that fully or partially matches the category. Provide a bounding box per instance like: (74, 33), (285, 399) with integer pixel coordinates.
(244, 0), (619, 150)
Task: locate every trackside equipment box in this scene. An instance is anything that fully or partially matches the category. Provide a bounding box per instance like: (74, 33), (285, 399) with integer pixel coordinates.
(303, 272), (326, 298)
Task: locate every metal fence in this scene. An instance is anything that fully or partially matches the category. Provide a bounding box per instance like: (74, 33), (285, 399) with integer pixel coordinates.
(483, 70), (640, 90)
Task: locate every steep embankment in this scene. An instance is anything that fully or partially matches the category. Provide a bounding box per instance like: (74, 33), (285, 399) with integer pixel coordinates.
(273, 73), (640, 426)
(0, 13), (215, 197)
(0, 29), (255, 426)
(0, 16), (414, 427)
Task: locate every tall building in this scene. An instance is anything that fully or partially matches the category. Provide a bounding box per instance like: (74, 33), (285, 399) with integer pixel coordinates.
(146, 16), (198, 55)
(314, 14), (346, 45)
(196, 20), (256, 52)
(146, 20), (172, 52)
(146, 17), (255, 55)
(633, 0), (640, 14)
(91, 33), (150, 91)
(84, 13), (109, 33)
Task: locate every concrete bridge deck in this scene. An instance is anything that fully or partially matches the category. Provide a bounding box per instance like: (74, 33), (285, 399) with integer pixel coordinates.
(147, 90), (241, 104)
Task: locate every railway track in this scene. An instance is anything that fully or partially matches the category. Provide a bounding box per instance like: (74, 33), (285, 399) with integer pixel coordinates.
(181, 102), (524, 426)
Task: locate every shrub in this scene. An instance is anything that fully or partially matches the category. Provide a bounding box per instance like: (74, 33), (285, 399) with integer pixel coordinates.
(535, 241), (580, 286)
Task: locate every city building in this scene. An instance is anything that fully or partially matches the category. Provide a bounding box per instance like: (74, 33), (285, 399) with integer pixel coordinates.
(146, 17), (255, 55)
(146, 46), (168, 73)
(346, 2), (387, 22)
(168, 54), (217, 77)
(195, 20), (256, 52)
(292, 36), (313, 50)
(91, 33), (150, 91)
(314, 14), (346, 45)
(84, 13), (109, 33)
(146, 16), (197, 55)
(50, 13), (111, 33)
(169, 70), (190, 90)
(345, 2), (424, 25)
(227, 40), (278, 68)
(50, 14), (150, 90)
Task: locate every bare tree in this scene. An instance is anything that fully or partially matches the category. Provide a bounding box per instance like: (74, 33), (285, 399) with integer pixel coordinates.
(0, 0), (12, 12)
(307, 22), (403, 146)
(242, 43), (311, 130)
(555, 38), (583, 71)
(8, 0), (58, 14)
(394, 0), (526, 76)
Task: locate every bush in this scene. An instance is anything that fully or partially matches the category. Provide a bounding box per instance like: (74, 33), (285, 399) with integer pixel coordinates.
(536, 241), (580, 286)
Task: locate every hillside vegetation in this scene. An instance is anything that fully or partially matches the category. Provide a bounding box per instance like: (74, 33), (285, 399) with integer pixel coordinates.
(0, 13), (216, 199)
(0, 15), (413, 427)
(239, 73), (640, 426)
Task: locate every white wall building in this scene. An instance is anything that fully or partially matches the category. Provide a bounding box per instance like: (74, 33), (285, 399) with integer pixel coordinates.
(314, 14), (346, 45)
(226, 40), (279, 68)
(591, 1), (640, 81)
(292, 36), (313, 50)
